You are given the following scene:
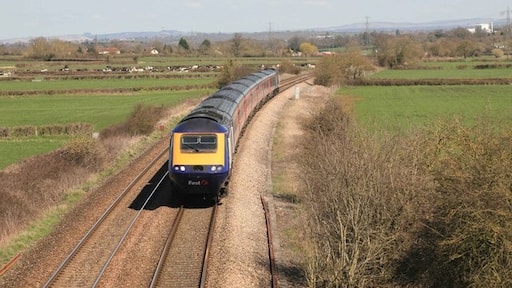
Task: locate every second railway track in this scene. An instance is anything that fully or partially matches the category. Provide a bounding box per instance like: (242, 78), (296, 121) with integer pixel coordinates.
(42, 143), (170, 287)
(150, 201), (217, 288)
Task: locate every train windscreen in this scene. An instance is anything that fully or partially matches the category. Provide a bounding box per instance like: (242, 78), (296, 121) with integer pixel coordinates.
(181, 134), (217, 152)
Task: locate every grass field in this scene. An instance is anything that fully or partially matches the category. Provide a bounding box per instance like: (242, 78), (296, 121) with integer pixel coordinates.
(339, 85), (512, 132)
(370, 66), (512, 79)
(0, 137), (67, 170)
(0, 89), (211, 169)
(371, 68), (512, 79)
(0, 90), (210, 129)
(0, 77), (215, 91)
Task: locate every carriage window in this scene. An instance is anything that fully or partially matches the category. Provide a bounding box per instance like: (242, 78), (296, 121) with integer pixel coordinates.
(181, 134), (217, 152)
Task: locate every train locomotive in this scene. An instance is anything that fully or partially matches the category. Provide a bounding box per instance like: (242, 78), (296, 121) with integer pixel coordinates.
(168, 68), (280, 198)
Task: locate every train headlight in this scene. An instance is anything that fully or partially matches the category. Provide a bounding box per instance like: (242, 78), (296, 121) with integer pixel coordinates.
(210, 165), (224, 172)
(174, 166), (186, 172)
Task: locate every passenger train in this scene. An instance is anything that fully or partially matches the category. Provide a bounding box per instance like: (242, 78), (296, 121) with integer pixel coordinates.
(168, 68), (280, 198)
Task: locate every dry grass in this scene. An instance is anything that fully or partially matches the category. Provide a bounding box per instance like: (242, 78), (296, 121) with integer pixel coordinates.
(297, 98), (512, 287)
(0, 104), (165, 248)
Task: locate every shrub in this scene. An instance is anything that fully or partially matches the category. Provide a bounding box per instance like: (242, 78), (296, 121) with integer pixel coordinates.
(279, 59), (301, 75)
(492, 48), (504, 58)
(11, 126), (36, 137)
(216, 60), (253, 88)
(124, 104), (165, 136)
(314, 52), (375, 87)
(0, 150), (90, 247)
(101, 104), (165, 138)
(0, 127), (9, 137)
(298, 99), (512, 287)
(60, 136), (106, 170)
(298, 98), (432, 286)
(413, 119), (512, 287)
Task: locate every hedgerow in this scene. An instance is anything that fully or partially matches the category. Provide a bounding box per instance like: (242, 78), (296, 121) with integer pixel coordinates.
(298, 98), (512, 287)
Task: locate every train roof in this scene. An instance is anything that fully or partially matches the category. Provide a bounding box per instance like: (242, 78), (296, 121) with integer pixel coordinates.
(180, 68), (277, 125)
(172, 117), (228, 133)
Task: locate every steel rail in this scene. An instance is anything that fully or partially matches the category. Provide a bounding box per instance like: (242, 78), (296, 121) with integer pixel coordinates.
(0, 253), (21, 277)
(91, 171), (169, 287)
(42, 146), (168, 288)
(149, 206), (185, 288)
(199, 203), (218, 288)
(261, 196), (279, 288)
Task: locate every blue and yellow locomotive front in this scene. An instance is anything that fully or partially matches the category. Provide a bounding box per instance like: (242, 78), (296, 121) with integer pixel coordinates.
(169, 117), (230, 195)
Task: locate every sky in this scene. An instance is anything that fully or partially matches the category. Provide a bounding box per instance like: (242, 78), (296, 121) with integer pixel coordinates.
(1, 0), (510, 40)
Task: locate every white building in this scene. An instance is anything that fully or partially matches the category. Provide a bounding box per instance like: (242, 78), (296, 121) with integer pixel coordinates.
(468, 22), (494, 34)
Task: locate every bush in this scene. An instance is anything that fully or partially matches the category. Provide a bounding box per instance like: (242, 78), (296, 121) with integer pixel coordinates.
(0, 149), (91, 246)
(279, 59), (301, 75)
(298, 99), (512, 287)
(492, 48), (504, 58)
(0, 127), (9, 137)
(216, 60), (254, 88)
(60, 137), (106, 170)
(11, 126), (36, 137)
(125, 104), (165, 136)
(101, 104), (165, 138)
(299, 99), (432, 286)
(413, 119), (512, 287)
(313, 52), (375, 87)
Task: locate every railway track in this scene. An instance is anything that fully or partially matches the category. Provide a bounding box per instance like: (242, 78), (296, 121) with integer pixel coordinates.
(42, 145), (169, 287)
(279, 72), (314, 91)
(150, 201), (217, 288)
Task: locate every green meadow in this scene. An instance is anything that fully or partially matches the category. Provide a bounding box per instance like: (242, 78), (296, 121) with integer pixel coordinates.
(339, 85), (512, 132)
(371, 62), (512, 79)
(370, 68), (512, 79)
(0, 90), (209, 129)
(0, 77), (214, 91)
(0, 137), (67, 169)
(0, 89), (210, 170)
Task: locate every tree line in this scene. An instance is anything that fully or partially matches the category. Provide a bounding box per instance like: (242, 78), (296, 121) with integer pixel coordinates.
(1, 26), (510, 68)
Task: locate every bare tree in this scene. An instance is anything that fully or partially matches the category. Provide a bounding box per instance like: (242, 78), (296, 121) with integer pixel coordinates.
(231, 33), (243, 57)
(375, 35), (423, 67)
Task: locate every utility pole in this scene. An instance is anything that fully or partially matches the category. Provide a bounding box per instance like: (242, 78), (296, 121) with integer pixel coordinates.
(365, 16), (370, 46)
(507, 7), (511, 59)
(268, 22), (272, 51)
(268, 22), (273, 42)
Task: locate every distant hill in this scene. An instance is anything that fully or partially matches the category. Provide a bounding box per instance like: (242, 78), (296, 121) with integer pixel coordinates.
(1, 18), (507, 44)
(320, 18), (506, 33)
